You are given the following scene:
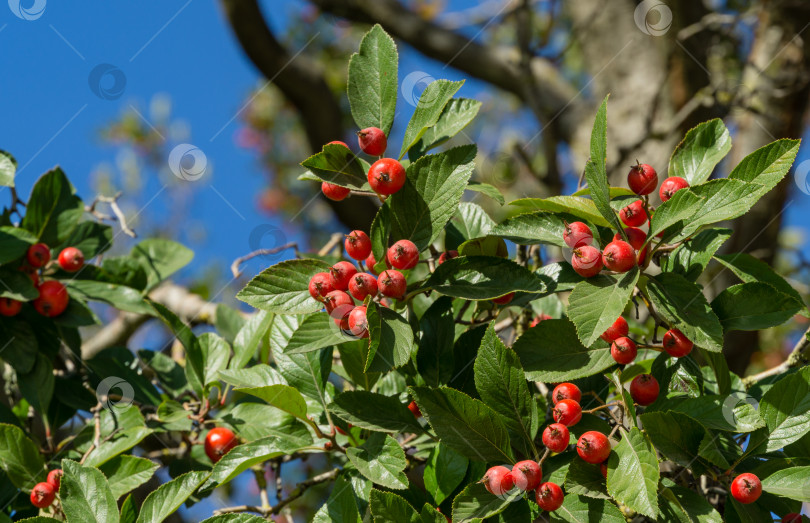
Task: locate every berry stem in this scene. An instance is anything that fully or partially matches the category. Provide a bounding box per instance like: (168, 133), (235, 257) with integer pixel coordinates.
(582, 401), (623, 414)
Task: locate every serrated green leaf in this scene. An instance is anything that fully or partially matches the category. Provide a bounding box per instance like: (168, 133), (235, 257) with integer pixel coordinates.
(365, 301), (414, 372)
(424, 443), (467, 505)
(300, 144), (368, 188)
(0, 150), (16, 187)
(761, 466), (810, 501)
(640, 411), (706, 468)
(649, 187), (703, 237)
(209, 437), (300, 485)
(218, 364), (286, 389)
(222, 403), (312, 446)
(0, 226), (36, 264)
(84, 426), (152, 468)
(564, 457), (609, 499)
(550, 494), (626, 523)
(728, 138), (801, 192)
(607, 428), (659, 518)
(399, 80), (464, 158)
(668, 394), (764, 432)
(490, 211), (585, 247)
(199, 332), (230, 387)
(236, 259), (331, 314)
(658, 484), (723, 523)
(329, 390), (423, 433)
(98, 456), (159, 499)
(451, 482), (517, 522)
(711, 282), (802, 331)
(465, 181), (505, 205)
(21, 168), (83, 246)
(760, 367), (810, 452)
(17, 354), (53, 417)
(369, 490), (420, 522)
(236, 384), (308, 421)
(661, 228), (732, 280)
(509, 195), (611, 227)
(411, 98), (482, 158)
(424, 256), (547, 300)
(668, 119), (732, 185)
(131, 239), (194, 290)
(416, 297), (455, 386)
(347, 433), (408, 489)
(0, 424), (46, 489)
(61, 459), (119, 523)
(347, 24), (398, 135)
(230, 310), (272, 370)
(312, 474), (362, 523)
(284, 312), (350, 354)
(136, 470), (208, 523)
(714, 253), (805, 309)
(568, 268), (639, 347)
(446, 202), (495, 249)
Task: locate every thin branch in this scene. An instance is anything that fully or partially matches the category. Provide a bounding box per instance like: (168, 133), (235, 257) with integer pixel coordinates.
(88, 192), (137, 238)
(743, 326), (810, 386)
(230, 243), (299, 278)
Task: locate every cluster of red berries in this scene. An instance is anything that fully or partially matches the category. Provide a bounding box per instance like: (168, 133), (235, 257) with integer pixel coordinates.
(29, 469), (62, 508)
(566, 163), (690, 278)
(320, 128), (408, 202)
(600, 315), (693, 376)
(0, 243), (84, 319)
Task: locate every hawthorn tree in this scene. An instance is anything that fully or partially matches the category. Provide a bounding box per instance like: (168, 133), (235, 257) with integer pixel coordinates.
(1, 25), (810, 523)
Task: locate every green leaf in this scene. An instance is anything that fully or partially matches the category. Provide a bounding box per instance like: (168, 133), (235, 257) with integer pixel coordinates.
(347, 433), (408, 489)
(417, 297), (456, 387)
(67, 280), (153, 315)
(714, 253), (805, 308)
(329, 390), (423, 433)
(218, 364), (285, 389)
(400, 80), (464, 158)
(509, 196), (610, 227)
(300, 144), (368, 188)
(148, 301), (204, 395)
(284, 313), (349, 354)
(222, 403), (312, 446)
(369, 489), (420, 523)
(513, 318), (614, 382)
(424, 443), (468, 505)
(606, 428), (659, 518)
(131, 239), (194, 290)
(550, 494), (626, 523)
(61, 459), (120, 523)
(446, 202), (496, 248)
(639, 411), (706, 468)
(761, 466), (810, 501)
(230, 310), (273, 369)
(312, 474), (362, 523)
(136, 470), (209, 523)
(669, 394), (764, 432)
(760, 366), (810, 451)
(698, 432), (741, 468)
(668, 119), (732, 185)
(424, 256), (548, 300)
(490, 211), (580, 247)
(270, 319), (332, 409)
(65, 221), (113, 259)
(389, 145), (476, 250)
(645, 272), (724, 352)
(210, 437), (300, 485)
(474, 325), (538, 456)
(347, 24), (398, 134)
(661, 228), (732, 280)
(648, 187), (704, 238)
(200, 516), (266, 523)
(465, 181), (505, 204)
(410, 386), (513, 463)
(411, 98), (482, 158)
(451, 482), (516, 522)
(366, 301), (414, 372)
(84, 427), (153, 468)
(369, 203), (392, 273)
(236, 259), (331, 314)
(0, 424), (46, 489)
(235, 384), (308, 421)
(568, 268), (639, 347)
(658, 484), (723, 523)
(199, 332), (230, 387)
(0, 150), (16, 187)
(337, 340), (381, 391)
(711, 282), (803, 331)
(0, 226), (36, 264)
(728, 138), (801, 192)
(583, 96), (624, 233)
(21, 168), (83, 245)
(564, 459), (609, 500)
(17, 354), (54, 416)
(98, 456), (159, 499)
(0, 268), (38, 301)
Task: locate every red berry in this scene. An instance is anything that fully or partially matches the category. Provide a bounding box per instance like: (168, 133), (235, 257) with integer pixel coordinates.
(600, 317), (629, 343)
(348, 273), (378, 301)
(30, 482), (55, 508)
(437, 250), (459, 265)
(482, 466), (514, 496)
(378, 270), (407, 298)
(26, 243), (50, 268)
(308, 272), (335, 300)
(602, 240), (636, 273)
(530, 314), (552, 327)
(387, 240), (419, 270)
(20, 264), (39, 286)
(46, 469), (63, 490)
(322, 182), (351, 201)
(563, 222), (593, 249)
(330, 261), (358, 291)
(58, 247), (84, 272)
(552, 399), (582, 427)
(357, 127), (387, 156)
(627, 163), (658, 195)
(542, 423), (570, 453)
(205, 427), (238, 463)
(324, 290), (354, 315)
(571, 245), (603, 277)
(345, 230), (372, 260)
(33, 281), (69, 317)
(0, 298), (22, 317)
(407, 400), (422, 418)
(577, 431), (611, 464)
(600, 462), (608, 478)
(663, 328), (693, 358)
(730, 473), (762, 504)
(327, 140), (348, 148)
(551, 383), (581, 404)
(619, 200), (647, 227)
(782, 514), (802, 523)
(348, 306), (369, 338)
(660, 176), (689, 202)
(368, 158), (406, 195)
(611, 337), (637, 365)
(329, 302), (355, 332)
(512, 460), (542, 491)
(630, 374), (659, 406)
(491, 292), (514, 305)
(614, 227), (648, 266)
(364, 252), (380, 275)
(535, 482), (564, 511)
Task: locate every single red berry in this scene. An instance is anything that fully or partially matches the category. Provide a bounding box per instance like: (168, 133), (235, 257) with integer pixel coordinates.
(329, 303), (355, 331)
(387, 240), (419, 270)
(542, 423), (570, 453)
(437, 250), (459, 265)
(364, 252), (380, 275)
(204, 427), (238, 463)
(368, 158), (406, 195)
(33, 281), (69, 317)
(614, 228), (648, 266)
(730, 473), (762, 504)
(58, 247), (84, 272)
(571, 245), (603, 277)
(348, 305), (369, 338)
(611, 337), (637, 365)
(482, 466), (514, 496)
(330, 261), (358, 291)
(30, 482), (55, 508)
(512, 460), (542, 491)
(782, 514), (802, 523)
(619, 200), (647, 227)
(577, 431), (611, 464)
(535, 482), (564, 511)
(407, 400), (422, 418)
(324, 441), (334, 451)
(551, 383), (581, 404)
(600, 462), (608, 478)
(663, 328), (693, 358)
(308, 272), (335, 301)
(552, 399), (582, 427)
(46, 469), (63, 491)
(357, 127), (387, 156)
(324, 290), (354, 315)
(563, 221), (593, 249)
(627, 163), (658, 195)
(344, 230), (372, 260)
(491, 292), (515, 305)
(630, 374), (659, 406)
(660, 176), (689, 202)
(600, 317), (629, 343)
(26, 243), (50, 268)
(378, 270), (407, 298)
(602, 240), (636, 273)
(0, 298), (22, 317)
(348, 273), (378, 301)
(327, 140), (348, 148)
(530, 314), (552, 327)
(322, 182), (351, 201)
